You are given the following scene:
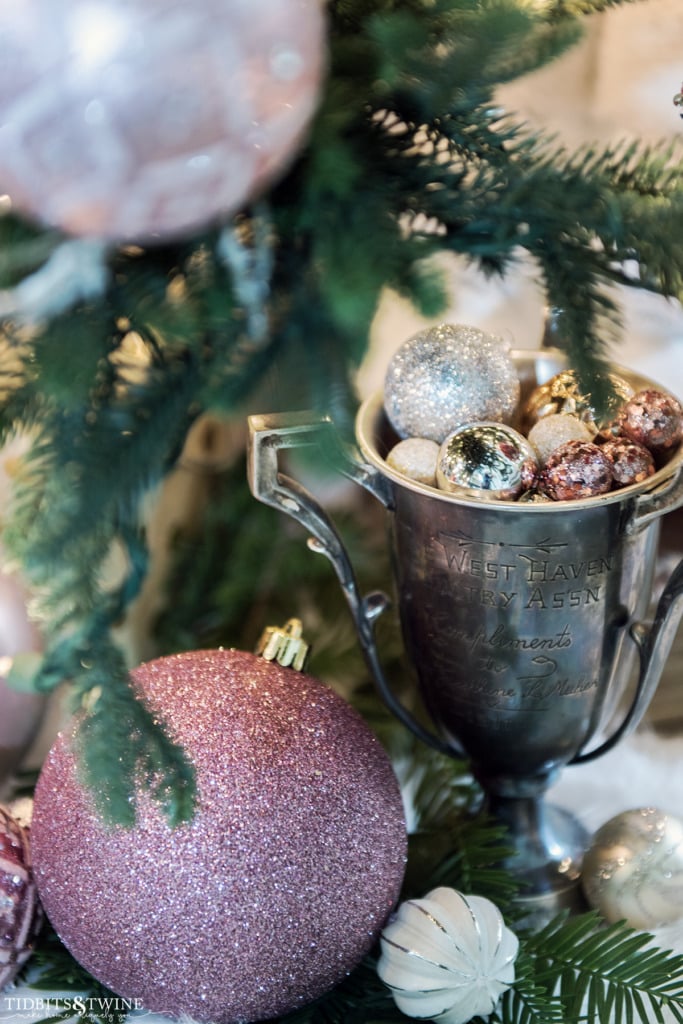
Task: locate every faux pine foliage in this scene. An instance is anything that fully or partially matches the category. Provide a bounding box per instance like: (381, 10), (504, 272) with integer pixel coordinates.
(1, 0), (682, 820)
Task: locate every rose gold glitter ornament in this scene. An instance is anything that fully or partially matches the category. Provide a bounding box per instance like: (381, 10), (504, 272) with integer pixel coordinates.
(0, 805), (43, 989)
(0, 0), (326, 242)
(31, 648), (407, 1023)
(617, 389), (683, 459)
(601, 437), (655, 488)
(521, 370), (633, 437)
(539, 440), (613, 501)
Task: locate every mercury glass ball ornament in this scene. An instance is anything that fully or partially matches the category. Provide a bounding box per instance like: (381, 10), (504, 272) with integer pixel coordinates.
(437, 423), (538, 501)
(31, 648), (407, 1024)
(0, 0), (326, 242)
(521, 370), (634, 437)
(377, 886), (519, 1024)
(581, 808), (683, 929)
(383, 324), (520, 443)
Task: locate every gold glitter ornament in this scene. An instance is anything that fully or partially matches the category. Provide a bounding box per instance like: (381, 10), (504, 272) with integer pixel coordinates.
(521, 369), (634, 437)
(377, 886), (519, 1024)
(581, 808), (683, 929)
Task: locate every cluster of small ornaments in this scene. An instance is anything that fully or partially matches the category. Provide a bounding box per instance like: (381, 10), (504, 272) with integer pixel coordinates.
(0, 803), (42, 990)
(383, 323), (683, 503)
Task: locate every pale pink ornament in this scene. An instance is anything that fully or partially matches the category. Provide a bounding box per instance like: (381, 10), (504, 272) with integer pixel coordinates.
(0, 0), (326, 242)
(0, 572), (45, 791)
(0, 805), (43, 989)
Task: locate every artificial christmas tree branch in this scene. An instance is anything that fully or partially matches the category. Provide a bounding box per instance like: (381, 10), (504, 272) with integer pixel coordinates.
(0, 0), (681, 823)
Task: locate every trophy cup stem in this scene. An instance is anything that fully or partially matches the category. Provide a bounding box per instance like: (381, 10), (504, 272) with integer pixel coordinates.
(486, 789), (590, 923)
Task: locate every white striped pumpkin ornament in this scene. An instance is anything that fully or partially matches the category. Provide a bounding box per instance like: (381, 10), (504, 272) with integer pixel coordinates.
(377, 887), (519, 1024)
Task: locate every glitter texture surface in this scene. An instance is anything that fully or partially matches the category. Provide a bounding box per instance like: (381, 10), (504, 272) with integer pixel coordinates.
(386, 437), (440, 486)
(539, 440), (613, 501)
(31, 650), (407, 1023)
(617, 388), (683, 456)
(527, 413), (594, 466)
(383, 323), (520, 443)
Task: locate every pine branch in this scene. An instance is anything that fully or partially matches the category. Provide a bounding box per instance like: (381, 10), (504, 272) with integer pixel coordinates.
(524, 912), (683, 1024)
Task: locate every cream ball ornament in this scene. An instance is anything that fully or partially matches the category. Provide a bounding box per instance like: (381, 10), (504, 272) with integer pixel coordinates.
(377, 886), (519, 1024)
(581, 808), (683, 929)
(0, 0), (326, 242)
(386, 438), (440, 487)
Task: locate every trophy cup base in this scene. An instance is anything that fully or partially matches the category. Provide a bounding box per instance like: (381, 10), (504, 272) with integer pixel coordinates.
(488, 795), (591, 928)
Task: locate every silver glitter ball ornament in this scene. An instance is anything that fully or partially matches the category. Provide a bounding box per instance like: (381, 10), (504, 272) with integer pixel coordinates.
(437, 423), (538, 501)
(383, 323), (520, 443)
(581, 808), (683, 929)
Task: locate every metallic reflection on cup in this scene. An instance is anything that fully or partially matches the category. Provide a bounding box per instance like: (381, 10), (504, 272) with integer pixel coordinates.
(248, 350), (683, 920)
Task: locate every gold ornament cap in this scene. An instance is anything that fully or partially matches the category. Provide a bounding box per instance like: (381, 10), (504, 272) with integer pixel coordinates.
(255, 618), (310, 672)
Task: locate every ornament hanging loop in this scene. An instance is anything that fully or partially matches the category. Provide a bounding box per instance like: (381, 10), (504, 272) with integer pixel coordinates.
(255, 617), (310, 672)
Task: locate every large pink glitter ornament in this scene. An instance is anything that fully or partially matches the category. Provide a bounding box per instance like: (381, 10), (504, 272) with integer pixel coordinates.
(31, 648), (407, 1023)
(0, 0), (326, 242)
(0, 805), (43, 989)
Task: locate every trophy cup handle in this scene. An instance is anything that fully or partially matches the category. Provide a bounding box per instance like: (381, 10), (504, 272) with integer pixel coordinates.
(247, 412), (456, 757)
(572, 556), (683, 764)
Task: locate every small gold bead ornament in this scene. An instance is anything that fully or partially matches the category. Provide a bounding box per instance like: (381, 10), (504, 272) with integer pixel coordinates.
(255, 618), (310, 671)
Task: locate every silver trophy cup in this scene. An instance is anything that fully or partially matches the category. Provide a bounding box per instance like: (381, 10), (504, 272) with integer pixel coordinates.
(248, 350), (683, 917)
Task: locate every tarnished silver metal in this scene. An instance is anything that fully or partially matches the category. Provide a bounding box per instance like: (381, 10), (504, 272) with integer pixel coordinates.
(247, 350), (683, 920)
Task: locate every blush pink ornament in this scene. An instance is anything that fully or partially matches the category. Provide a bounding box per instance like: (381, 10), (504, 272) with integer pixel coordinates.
(31, 648), (407, 1023)
(0, 0), (326, 242)
(0, 572), (45, 792)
